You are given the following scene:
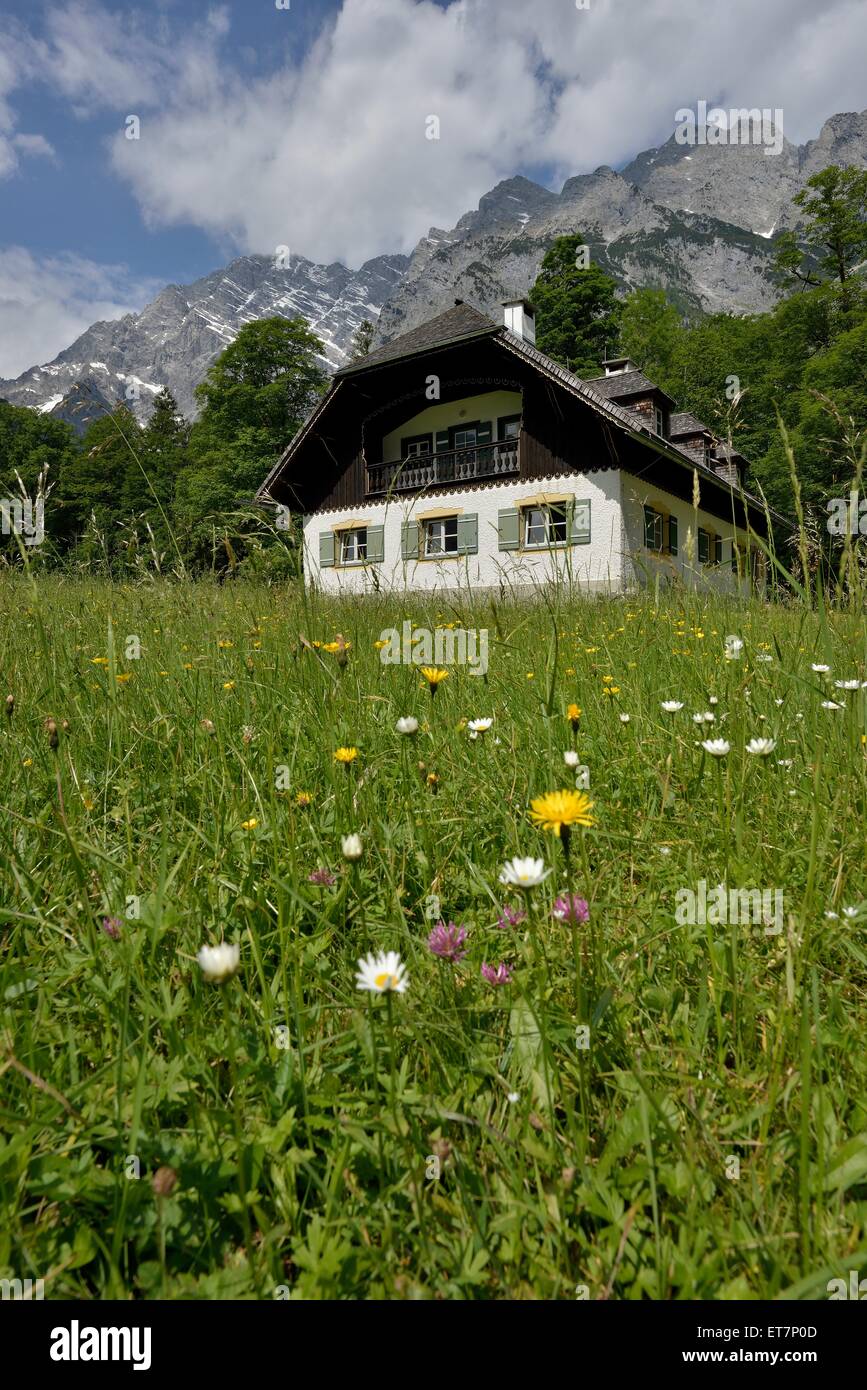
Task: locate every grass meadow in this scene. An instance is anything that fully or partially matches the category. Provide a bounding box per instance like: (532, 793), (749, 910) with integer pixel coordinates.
(1, 573), (866, 1300)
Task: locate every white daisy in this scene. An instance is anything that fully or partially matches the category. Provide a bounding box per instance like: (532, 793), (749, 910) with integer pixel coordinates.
(821, 701), (844, 710)
(563, 750), (580, 768)
(355, 950), (409, 995)
(499, 856), (551, 889)
(746, 738), (776, 756)
(467, 717), (494, 733)
(824, 910), (839, 920)
(341, 833), (363, 860)
(756, 654), (773, 663)
(842, 905), (862, 920)
(774, 698), (784, 706)
(395, 716), (418, 735)
(709, 696), (719, 705)
(693, 711), (715, 724)
(661, 701), (684, 713)
(834, 679), (860, 690)
(811, 664), (830, 674)
(701, 739), (730, 757)
(197, 942), (240, 984)
(619, 713), (631, 723)
(777, 759), (794, 768)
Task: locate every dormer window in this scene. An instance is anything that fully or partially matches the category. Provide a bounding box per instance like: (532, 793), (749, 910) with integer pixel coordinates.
(654, 407), (665, 437)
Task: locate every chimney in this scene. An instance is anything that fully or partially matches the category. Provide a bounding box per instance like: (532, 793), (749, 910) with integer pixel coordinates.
(503, 298), (536, 346)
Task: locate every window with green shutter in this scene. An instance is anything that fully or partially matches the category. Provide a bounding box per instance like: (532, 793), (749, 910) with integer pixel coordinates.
(569, 499), (591, 545)
(644, 506), (663, 552)
(697, 528), (710, 565)
(319, 531), (335, 567)
(667, 515), (678, 556)
(401, 520), (419, 560)
(498, 507), (520, 551)
(366, 524), (385, 564)
(457, 513), (478, 555)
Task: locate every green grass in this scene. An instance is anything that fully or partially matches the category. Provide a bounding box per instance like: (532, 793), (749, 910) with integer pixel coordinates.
(1, 574), (866, 1300)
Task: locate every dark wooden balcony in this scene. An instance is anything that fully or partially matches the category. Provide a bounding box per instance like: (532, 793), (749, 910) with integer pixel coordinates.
(366, 439), (519, 495)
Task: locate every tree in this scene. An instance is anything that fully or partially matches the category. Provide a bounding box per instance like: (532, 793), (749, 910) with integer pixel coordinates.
(773, 165), (867, 291)
(349, 319), (376, 362)
(0, 401), (77, 557)
(530, 234), (622, 375)
(618, 288), (683, 395)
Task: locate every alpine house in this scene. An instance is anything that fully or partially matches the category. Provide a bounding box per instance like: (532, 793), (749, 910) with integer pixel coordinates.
(256, 299), (771, 594)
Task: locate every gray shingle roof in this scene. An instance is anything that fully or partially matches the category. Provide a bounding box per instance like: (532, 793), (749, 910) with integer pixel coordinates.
(335, 302), (499, 375)
(669, 411), (711, 438)
(584, 369), (664, 401)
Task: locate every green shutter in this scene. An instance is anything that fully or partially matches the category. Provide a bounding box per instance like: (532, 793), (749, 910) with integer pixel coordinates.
(457, 513), (478, 555)
(714, 534), (722, 566)
(698, 529), (709, 565)
(366, 524), (384, 564)
(401, 520), (419, 560)
(319, 531), (335, 567)
(668, 515), (678, 556)
(644, 506), (656, 550)
(435, 429), (449, 454)
(569, 499), (591, 545)
(477, 420), (492, 446)
(498, 507), (520, 551)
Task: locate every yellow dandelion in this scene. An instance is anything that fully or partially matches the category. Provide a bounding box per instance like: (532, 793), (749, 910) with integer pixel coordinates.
(420, 666), (449, 693)
(334, 747), (359, 764)
(295, 790), (313, 807)
(91, 656), (109, 666)
(567, 703), (581, 731)
(116, 673), (132, 684)
(22, 757), (32, 767)
(526, 672), (534, 679)
(183, 662), (193, 670)
(241, 818), (258, 831)
(529, 788), (595, 835)
(223, 681), (236, 690)
(374, 639), (388, 650)
(82, 795), (95, 811)
(602, 685), (621, 696)
(218, 639), (234, 649)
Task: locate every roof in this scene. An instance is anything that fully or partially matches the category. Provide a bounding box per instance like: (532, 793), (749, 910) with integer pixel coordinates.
(334, 302), (499, 376)
(715, 442), (749, 463)
(670, 411), (712, 438)
(583, 368), (673, 404)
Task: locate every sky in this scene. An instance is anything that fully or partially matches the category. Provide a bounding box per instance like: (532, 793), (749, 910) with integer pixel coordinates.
(0, 0), (865, 378)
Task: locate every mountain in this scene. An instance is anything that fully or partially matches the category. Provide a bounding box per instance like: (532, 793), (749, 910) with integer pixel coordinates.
(0, 251), (408, 430)
(2, 109), (865, 431)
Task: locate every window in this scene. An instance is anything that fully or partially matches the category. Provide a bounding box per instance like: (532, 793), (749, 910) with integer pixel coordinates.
(498, 414), (522, 441)
(644, 505), (664, 553)
(424, 515), (459, 556)
(668, 515), (678, 556)
(340, 527), (367, 564)
(401, 433), (432, 458)
(654, 407), (665, 437)
(524, 503), (568, 548)
(452, 425), (478, 450)
(697, 528), (710, 565)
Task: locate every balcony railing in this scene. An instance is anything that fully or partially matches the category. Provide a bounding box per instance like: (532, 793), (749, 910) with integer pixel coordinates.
(366, 439), (519, 495)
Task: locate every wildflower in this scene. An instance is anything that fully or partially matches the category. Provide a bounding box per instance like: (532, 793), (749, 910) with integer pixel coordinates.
(5, 694), (13, 721)
(427, 921), (469, 962)
(481, 962), (512, 986)
(834, 679), (861, 690)
(308, 868), (336, 886)
(619, 713), (630, 723)
(197, 942), (240, 983)
(602, 685), (620, 696)
(567, 703), (581, 731)
(341, 833), (363, 861)
(708, 696), (719, 705)
(756, 654), (773, 663)
(420, 666), (449, 694)
(374, 639), (388, 650)
(693, 712), (715, 725)
(45, 718), (59, 751)
(102, 916), (122, 939)
(777, 758), (793, 768)
(323, 640), (352, 654)
(356, 950), (408, 994)
(295, 790), (312, 807)
(396, 716), (418, 735)
(811, 663), (830, 673)
(658, 845), (672, 856)
(529, 789), (594, 834)
(467, 718), (494, 734)
(842, 905), (861, 920)
(240, 817), (258, 830)
(496, 905), (527, 929)
(701, 739), (730, 757)
(223, 680), (235, 691)
(334, 746), (358, 764)
(746, 738), (776, 756)
(661, 701), (683, 713)
(218, 640), (234, 649)
(22, 757), (32, 767)
(91, 657), (109, 666)
(426, 771), (439, 790)
(499, 857), (551, 889)
(201, 719), (216, 736)
(563, 750), (580, 768)
(821, 701), (844, 710)
(507, 1091), (520, 1103)
(551, 895), (589, 925)
(242, 726), (255, 744)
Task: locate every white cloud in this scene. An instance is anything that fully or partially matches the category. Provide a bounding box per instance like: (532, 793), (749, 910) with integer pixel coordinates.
(0, 26), (55, 178)
(27, 0), (865, 268)
(0, 248), (157, 378)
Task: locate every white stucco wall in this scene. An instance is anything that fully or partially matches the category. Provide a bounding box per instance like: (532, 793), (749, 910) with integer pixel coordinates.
(303, 471), (625, 595)
(381, 391), (522, 462)
(620, 474), (756, 595)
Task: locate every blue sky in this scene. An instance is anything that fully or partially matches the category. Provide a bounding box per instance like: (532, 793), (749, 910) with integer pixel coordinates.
(0, 0), (865, 377)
